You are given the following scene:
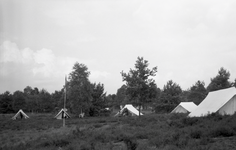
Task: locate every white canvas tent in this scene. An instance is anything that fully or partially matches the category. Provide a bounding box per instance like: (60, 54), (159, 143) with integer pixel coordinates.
(171, 102), (197, 114)
(55, 108), (70, 119)
(12, 109), (29, 120)
(189, 87), (236, 117)
(115, 104), (143, 116)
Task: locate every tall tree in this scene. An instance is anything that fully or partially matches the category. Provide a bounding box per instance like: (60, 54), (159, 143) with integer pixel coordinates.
(51, 89), (64, 111)
(12, 91), (26, 112)
(121, 57), (158, 116)
(115, 85), (128, 108)
(39, 89), (52, 112)
(89, 83), (106, 116)
(0, 91), (13, 113)
(187, 80), (207, 105)
(67, 62), (92, 115)
(24, 86), (33, 95)
(160, 80), (182, 105)
(105, 94), (116, 108)
(24, 86), (40, 113)
(207, 67), (232, 92)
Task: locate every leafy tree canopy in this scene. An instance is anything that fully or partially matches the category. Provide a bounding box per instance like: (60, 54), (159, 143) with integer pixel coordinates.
(160, 80), (182, 105)
(12, 91), (26, 112)
(187, 80), (207, 105)
(89, 83), (106, 116)
(207, 67), (232, 92)
(67, 62), (92, 115)
(0, 91), (13, 113)
(115, 85), (128, 107)
(121, 57), (158, 114)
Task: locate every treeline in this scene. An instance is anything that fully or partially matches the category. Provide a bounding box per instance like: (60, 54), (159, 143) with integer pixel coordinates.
(1, 57), (236, 116)
(112, 57), (236, 113)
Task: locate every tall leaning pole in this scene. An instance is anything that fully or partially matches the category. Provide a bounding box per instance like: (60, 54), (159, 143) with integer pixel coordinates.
(63, 75), (67, 127)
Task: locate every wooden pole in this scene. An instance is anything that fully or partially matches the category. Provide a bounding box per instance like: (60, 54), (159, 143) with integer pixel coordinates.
(63, 75), (67, 127)
(63, 111), (65, 127)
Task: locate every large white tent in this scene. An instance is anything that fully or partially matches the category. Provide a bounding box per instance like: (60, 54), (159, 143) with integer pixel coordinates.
(12, 109), (29, 120)
(189, 87), (236, 117)
(55, 108), (70, 119)
(171, 102), (197, 114)
(115, 104), (143, 116)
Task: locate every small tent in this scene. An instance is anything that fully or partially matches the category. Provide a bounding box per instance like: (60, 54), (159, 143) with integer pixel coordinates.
(171, 102), (197, 114)
(115, 104), (143, 116)
(12, 109), (29, 120)
(55, 108), (70, 119)
(189, 87), (236, 117)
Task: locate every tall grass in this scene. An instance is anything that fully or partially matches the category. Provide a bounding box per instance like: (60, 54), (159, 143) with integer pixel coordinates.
(1, 113), (236, 149)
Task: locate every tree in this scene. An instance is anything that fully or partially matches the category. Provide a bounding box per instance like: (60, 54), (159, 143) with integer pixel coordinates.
(115, 85), (128, 108)
(51, 89), (64, 111)
(67, 62), (92, 115)
(24, 86), (33, 95)
(39, 89), (52, 112)
(207, 67), (232, 92)
(160, 80), (182, 105)
(187, 80), (207, 105)
(105, 94), (116, 108)
(234, 79), (236, 87)
(89, 83), (106, 116)
(23, 86), (40, 113)
(121, 57), (158, 116)
(0, 91), (13, 113)
(147, 82), (161, 105)
(12, 91), (26, 112)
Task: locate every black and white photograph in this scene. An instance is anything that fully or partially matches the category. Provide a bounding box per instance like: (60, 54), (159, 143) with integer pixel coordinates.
(1, 0), (236, 149)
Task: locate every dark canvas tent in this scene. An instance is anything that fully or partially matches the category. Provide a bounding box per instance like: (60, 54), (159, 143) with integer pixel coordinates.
(12, 109), (29, 120)
(55, 108), (70, 119)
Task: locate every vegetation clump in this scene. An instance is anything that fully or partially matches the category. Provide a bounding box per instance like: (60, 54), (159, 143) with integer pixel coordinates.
(1, 113), (236, 149)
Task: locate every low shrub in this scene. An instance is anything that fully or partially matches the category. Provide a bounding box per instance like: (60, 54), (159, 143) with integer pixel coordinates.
(154, 104), (176, 113)
(123, 138), (137, 150)
(182, 117), (199, 126)
(190, 129), (202, 139)
(209, 126), (235, 137)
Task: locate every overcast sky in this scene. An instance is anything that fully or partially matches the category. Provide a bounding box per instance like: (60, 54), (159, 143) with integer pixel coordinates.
(1, 0), (236, 94)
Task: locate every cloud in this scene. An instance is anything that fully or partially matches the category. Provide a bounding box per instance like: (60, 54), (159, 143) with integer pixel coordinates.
(32, 48), (56, 77)
(0, 41), (22, 63)
(0, 41), (78, 78)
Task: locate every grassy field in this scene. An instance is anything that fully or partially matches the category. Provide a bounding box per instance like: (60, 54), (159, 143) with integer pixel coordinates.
(1, 112), (236, 150)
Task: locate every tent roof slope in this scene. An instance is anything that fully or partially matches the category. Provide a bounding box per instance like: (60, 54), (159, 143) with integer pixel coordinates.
(189, 87), (236, 117)
(124, 104), (143, 116)
(55, 108), (70, 119)
(171, 102), (197, 113)
(115, 104), (143, 116)
(12, 109), (29, 120)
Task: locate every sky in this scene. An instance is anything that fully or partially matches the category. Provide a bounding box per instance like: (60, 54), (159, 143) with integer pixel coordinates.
(0, 0), (236, 95)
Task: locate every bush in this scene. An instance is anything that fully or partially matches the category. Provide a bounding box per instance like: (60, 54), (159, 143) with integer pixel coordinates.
(209, 126), (235, 137)
(190, 129), (202, 139)
(182, 117), (199, 126)
(154, 104), (176, 113)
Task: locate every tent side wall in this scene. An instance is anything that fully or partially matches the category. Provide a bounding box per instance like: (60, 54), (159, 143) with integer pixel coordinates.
(173, 105), (189, 113)
(114, 104), (143, 116)
(218, 95), (236, 115)
(56, 113), (63, 119)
